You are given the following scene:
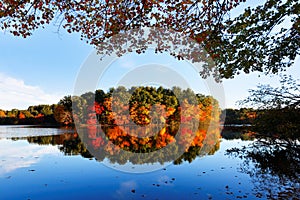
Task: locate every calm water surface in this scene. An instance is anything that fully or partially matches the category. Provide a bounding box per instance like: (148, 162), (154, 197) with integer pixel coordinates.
(0, 126), (292, 199)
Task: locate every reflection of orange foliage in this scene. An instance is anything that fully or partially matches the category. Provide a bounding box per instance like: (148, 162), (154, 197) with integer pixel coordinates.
(98, 125), (176, 152)
(191, 129), (206, 147)
(84, 124), (216, 154)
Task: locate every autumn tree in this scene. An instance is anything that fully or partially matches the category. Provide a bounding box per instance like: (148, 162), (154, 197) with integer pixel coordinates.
(0, 110), (6, 118)
(0, 110), (6, 124)
(54, 105), (73, 125)
(22, 110), (34, 118)
(0, 0), (298, 78)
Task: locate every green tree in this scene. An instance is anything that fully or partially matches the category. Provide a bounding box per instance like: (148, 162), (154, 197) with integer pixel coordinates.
(40, 105), (53, 116)
(71, 95), (88, 124)
(28, 106), (38, 116)
(95, 89), (106, 103)
(22, 110), (34, 118)
(58, 95), (72, 112)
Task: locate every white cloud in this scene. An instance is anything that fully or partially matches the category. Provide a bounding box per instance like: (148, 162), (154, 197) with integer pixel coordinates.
(0, 73), (62, 110)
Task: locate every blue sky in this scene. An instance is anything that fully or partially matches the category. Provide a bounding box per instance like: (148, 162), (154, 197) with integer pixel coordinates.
(0, 2), (299, 110)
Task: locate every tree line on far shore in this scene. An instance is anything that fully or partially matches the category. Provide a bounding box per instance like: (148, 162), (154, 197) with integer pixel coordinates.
(0, 102), (260, 126)
(0, 96), (289, 127)
(0, 86), (220, 126)
(0, 104), (60, 125)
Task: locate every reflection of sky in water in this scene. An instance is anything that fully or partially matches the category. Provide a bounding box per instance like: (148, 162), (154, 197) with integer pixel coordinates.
(0, 125), (73, 138)
(0, 139), (61, 176)
(0, 128), (259, 199)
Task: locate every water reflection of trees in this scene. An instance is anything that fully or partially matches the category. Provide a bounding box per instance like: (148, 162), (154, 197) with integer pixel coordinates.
(14, 125), (220, 165)
(24, 133), (93, 158)
(221, 126), (255, 140)
(227, 143), (300, 199)
(81, 124), (220, 165)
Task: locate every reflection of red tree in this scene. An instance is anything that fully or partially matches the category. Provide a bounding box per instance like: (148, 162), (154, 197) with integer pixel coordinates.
(87, 128), (104, 149)
(87, 127), (97, 138)
(91, 137), (104, 148)
(86, 114), (97, 125)
(86, 104), (98, 126)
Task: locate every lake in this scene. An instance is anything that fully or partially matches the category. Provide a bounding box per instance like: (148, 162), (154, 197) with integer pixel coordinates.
(0, 125), (298, 199)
